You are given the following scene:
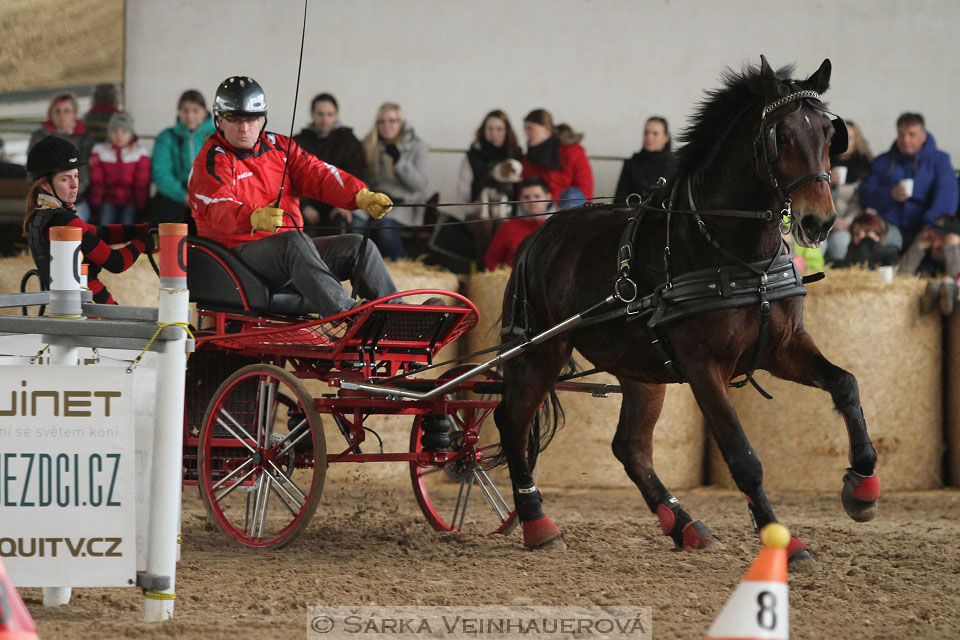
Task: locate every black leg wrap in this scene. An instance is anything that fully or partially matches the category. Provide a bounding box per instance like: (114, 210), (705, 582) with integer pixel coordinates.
(514, 482), (545, 522)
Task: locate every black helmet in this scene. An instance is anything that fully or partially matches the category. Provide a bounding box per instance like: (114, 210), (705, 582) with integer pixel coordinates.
(26, 135), (85, 182)
(213, 76), (268, 118)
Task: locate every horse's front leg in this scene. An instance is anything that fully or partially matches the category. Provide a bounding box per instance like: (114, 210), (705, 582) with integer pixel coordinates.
(766, 327), (879, 522)
(685, 364), (815, 569)
(613, 379), (718, 550)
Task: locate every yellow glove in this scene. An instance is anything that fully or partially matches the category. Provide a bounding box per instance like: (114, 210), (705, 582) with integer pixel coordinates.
(250, 206), (284, 233)
(354, 188), (393, 220)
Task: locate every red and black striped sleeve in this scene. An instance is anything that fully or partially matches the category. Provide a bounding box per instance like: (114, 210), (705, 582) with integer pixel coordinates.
(67, 218), (154, 275)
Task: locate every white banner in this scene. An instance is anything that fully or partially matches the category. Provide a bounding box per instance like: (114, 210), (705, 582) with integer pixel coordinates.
(0, 334), (161, 572)
(0, 366), (137, 587)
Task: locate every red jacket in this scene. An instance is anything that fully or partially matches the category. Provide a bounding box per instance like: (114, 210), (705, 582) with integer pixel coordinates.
(521, 142), (594, 201)
(88, 140), (151, 210)
(483, 216), (546, 271)
(188, 131), (365, 248)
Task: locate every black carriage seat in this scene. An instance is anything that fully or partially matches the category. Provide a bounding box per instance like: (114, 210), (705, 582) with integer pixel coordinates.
(185, 235), (311, 316)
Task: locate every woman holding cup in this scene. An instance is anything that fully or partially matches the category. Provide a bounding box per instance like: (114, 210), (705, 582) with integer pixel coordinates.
(824, 120), (873, 262)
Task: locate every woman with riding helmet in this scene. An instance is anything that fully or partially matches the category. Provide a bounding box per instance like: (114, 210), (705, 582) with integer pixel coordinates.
(23, 136), (156, 304)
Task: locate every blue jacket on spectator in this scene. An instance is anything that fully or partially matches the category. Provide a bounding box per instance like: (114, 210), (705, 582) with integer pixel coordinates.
(860, 132), (958, 238)
(151, 116), (216, 204)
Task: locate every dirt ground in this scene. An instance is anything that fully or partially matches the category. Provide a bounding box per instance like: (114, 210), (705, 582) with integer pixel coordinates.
(20, 479), (960, 640)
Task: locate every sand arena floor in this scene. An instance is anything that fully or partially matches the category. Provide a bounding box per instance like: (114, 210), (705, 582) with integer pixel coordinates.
(21, 480), (960, 640)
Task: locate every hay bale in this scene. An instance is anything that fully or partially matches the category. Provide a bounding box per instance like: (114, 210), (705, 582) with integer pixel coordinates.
(948, 306), (960, 487)
(300, 260), (462, 484)
(98, 257), (160, 307)
(465, 269), (705, 489)
(708, 268), (943, 490)
(0, 253), (39, 316)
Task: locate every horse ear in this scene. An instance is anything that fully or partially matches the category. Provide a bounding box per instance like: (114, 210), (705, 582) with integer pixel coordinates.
(804, 58), (832, 94)
(759, 55), (781, 102)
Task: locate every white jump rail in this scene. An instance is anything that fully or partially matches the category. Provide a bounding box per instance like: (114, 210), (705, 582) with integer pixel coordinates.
(0, 222), (192, 622)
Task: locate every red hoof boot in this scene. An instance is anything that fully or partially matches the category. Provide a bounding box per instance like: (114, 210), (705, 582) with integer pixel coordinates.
(681, 520), (719, 550)
(841, 469), (880, 522)
(786, 536), (817, 572)
(522, 516), (563, 549)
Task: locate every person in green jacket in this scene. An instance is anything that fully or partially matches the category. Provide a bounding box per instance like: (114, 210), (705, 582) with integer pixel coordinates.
(146, 89), (216, 229)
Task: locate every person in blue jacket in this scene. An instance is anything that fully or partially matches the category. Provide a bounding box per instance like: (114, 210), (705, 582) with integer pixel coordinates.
(860, 112), (958, 250)
(146, 89), (217, 229)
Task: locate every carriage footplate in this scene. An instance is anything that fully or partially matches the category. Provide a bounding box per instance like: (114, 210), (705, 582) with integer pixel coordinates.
(420, 415), (454, 452)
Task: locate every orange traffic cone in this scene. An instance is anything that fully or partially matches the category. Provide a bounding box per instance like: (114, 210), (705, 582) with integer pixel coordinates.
(706, 523), (790, 640)
(0, 559), (40, 640)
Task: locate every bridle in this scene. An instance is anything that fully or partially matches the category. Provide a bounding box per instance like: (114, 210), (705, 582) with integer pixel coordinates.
(754, 88), (848, 210)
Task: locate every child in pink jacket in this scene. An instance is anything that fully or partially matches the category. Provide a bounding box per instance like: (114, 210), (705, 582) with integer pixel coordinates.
(88, 112), (151, 225)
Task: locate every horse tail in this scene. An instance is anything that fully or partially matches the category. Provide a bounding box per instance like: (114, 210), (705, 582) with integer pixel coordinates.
(487, 356), (573, 470)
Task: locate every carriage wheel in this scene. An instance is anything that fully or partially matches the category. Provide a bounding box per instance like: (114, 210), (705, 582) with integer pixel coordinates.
(409, 367), (518, 535)
(198, 364), (325, 548)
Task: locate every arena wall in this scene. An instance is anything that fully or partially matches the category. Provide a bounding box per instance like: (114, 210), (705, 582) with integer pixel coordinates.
(123, 0), (960, 209)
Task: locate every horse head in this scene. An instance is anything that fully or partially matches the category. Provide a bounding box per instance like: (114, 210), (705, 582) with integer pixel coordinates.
(757, 55), (844, 248)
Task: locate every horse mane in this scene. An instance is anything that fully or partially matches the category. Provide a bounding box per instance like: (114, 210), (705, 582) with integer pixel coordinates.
(673, 62), (796, 179)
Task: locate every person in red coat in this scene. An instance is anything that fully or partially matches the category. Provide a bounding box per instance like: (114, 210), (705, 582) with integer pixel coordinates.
(484, 176), (554, 271)
(88, 112), (151, 225)
(187, 76), (399, 317)
(520, 109), (593, 207)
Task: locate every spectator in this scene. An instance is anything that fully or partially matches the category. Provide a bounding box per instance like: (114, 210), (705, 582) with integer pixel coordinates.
(149, 89), (216, 228)
(824, 120), (873, 262)
(456, 109), (524, 260)
(860, 112), (958, 250)
(520, 108), (593, 207)
(188, 76), (400, 317)
(898, 215), (960, 315)
(615, 116), (673, 202)
(356, 103), (430, 260)
(834, 213), (899, 269)
(23, 136), (154, 304)
(293, 93), (366, 237)
(83, 83), (122, 144)
(28, 93), (93, 222)
(88, 112), (151, 225)
(483, 176), (554, 271)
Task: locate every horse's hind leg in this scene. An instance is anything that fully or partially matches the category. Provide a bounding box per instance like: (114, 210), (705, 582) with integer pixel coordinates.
(494, 342), (570, 549)
(613, 379), (718, 550)
(766, 328), (879, 522)
(685, 365), (815, 568)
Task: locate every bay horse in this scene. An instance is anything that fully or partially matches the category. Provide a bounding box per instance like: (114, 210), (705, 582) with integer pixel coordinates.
(492, 56), (880, 569)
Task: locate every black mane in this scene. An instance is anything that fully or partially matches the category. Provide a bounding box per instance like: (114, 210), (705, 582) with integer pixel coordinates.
(673, 62), (796, 180)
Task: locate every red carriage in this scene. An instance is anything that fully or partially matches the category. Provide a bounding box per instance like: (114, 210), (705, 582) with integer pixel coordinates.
(179, 235), (608, 549)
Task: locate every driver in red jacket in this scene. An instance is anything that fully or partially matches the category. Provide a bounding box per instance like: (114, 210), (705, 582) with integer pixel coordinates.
(188, 76), (398, 316)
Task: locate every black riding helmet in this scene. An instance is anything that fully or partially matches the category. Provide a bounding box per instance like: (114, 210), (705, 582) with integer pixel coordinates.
(26, 135), (85, 182)
(214, 76), (268, 119)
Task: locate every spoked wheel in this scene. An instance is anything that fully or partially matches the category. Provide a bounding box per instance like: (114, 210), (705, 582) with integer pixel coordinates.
(198, 364), (326, 548)
(410, 367), (518, 535)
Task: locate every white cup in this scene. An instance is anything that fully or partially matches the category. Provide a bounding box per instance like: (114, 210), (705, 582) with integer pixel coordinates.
(878, 265), (894, 284)
(899, 178), (914, 198)
(831, 166), (848, 184)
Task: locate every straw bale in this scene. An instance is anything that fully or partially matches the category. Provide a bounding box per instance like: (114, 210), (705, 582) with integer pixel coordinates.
(300, 260), (462, 484)
(707, 268), (943, 490)
(0, 253), (39, 316)
(947, 308), (960, 486)
(98, 258), (160, 308)
(464, 269), (705, 489)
